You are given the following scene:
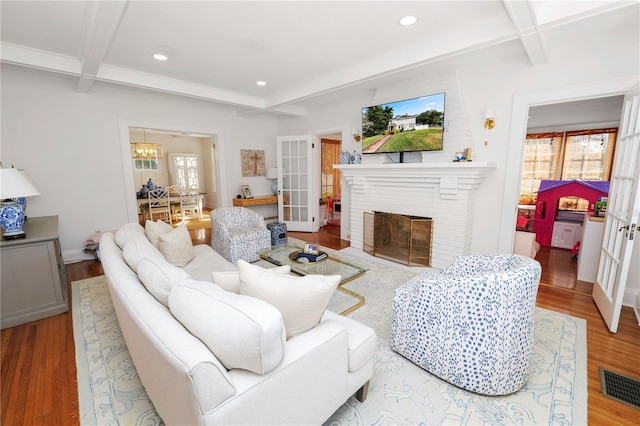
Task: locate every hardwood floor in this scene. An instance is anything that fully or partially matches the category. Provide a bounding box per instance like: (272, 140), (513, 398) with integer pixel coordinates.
(2, 227), (639, 425)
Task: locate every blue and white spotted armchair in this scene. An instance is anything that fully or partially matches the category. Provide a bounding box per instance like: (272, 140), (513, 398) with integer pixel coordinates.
(210, 207), (272, 263)
(391, 254), (542, 395)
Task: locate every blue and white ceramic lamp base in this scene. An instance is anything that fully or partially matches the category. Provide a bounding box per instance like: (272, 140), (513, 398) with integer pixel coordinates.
(1, 198), (27, 239)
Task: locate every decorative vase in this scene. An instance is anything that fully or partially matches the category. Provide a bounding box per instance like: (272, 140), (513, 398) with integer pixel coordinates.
(14, 197), (27, 212)
(271, 180), (278, 195)
(340, 151), (351, 164)
(0, 200), (26, 238)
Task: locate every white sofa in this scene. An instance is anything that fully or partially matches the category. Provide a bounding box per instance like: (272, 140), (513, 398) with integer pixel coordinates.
(100, 222), (376, 425)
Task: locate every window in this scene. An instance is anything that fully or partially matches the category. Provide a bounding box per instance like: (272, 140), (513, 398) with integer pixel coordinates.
(520, 133), (562, 204)
(561, 129), (616, 180)
(169, 153), (200, 190)
(134, 159), (160, 171)
(519, 128), (616, 205)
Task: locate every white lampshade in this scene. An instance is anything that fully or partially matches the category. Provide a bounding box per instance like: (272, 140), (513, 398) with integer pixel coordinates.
(0, 168), (40, 199)
(266, 168), (278, 179)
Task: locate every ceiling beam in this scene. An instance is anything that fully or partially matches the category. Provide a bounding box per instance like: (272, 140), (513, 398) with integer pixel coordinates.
(503, 0), (549, 66)
(76, 0), (129, 93)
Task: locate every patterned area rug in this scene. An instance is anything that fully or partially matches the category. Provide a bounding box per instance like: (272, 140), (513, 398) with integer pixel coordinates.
(73, 248), (587, 425)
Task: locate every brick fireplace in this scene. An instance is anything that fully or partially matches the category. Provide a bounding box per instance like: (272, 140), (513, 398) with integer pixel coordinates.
(335, 162), (496, 268)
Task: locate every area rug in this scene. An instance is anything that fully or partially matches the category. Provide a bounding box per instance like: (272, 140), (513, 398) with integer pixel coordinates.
(72, 249), (587, 425)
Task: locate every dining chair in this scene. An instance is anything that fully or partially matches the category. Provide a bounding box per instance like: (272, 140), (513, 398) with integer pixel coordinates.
(179, 187), (202, 221)
(147, 187), (173, 224)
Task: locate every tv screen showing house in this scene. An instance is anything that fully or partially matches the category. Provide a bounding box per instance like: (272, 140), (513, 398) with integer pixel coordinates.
(362, 92), (445, 154)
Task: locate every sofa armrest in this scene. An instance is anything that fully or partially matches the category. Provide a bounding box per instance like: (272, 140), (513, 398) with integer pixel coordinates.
(321, 311), (377, 372)
(219, 320), (351, 425)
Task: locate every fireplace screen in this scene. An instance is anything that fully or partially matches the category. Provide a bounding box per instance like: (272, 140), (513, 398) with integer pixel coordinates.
(363, 212), (432, 267)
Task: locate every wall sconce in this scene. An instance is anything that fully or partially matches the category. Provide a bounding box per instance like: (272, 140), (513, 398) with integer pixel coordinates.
(484, 108), (495, 129)
(483, 108), (495, 146)
(352, 127), (361, 142)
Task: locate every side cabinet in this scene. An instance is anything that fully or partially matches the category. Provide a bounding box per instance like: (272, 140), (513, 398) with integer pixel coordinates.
(1, 216), (68, 329)
(551, 221), (583, 250)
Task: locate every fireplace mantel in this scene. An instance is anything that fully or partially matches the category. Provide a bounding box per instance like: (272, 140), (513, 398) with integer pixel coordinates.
(334, 161), (497, 268)
(334, 161), (496, 176)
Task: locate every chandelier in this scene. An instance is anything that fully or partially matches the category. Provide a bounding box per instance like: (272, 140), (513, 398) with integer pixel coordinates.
(131, 130), (164, 159)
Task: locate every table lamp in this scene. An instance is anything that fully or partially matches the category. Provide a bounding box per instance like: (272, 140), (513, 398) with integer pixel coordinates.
(0, 165), (40, 239)
(266, 167), (278, 195)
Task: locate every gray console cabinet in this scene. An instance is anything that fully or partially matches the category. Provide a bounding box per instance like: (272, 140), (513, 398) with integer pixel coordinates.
(1, 216), (68, 329)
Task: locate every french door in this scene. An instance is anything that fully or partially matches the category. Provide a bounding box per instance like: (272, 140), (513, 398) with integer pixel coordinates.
(593, 89), (640, 333)
(277, 135), (320, 232)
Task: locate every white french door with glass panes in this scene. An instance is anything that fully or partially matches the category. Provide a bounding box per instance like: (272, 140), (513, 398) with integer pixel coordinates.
(168, 153), (200, 190)
(277, 135), (320, 232)
(593, 89), (640, 333)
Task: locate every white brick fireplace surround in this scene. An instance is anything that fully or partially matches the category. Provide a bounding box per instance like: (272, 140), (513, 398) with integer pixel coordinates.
(335, 162), (496, 269)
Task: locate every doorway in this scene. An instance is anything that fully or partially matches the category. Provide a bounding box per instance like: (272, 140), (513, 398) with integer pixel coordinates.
(515, 98), (623, 258)
(499, 77), (638, 253)
(118, 118), (228, 224)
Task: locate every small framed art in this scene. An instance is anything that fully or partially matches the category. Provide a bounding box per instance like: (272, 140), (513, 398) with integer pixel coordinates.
(304, 243), (319, 255)
(241, 185), (254, 199)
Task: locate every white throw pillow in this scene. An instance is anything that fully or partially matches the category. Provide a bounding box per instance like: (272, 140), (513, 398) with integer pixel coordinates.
(237, 260), (340, 339)
(169, 279), (285, 374)
(122, 235), (164, 272)
(114, 222), (146, 249)
(137, 257), (190, 307)
(212, 264), (291, 293)
(158, 225), (195, 267)
(145, 219), (174, 248)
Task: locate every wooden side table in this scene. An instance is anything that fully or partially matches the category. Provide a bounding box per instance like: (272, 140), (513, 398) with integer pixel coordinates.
(233, 195), (288, 221)
(1, 216), (68, 329)
(233, 195), (279, 207)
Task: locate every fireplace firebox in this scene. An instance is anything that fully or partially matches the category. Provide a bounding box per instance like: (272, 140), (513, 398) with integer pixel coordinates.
(363, 212), (432, 267)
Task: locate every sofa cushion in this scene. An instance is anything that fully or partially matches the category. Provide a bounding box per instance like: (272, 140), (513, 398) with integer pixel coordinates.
(137, 256), (190, 307)
(114, 222), (146, 249)
(181, 245), (236, 282)
(145, 219), (174, 247)
(212, 264), (291, 293)
(237, 260), (340, 339)
(169, 279), (286, 374)
(158, 224), (195, 267)
(122, 235), (164, 272)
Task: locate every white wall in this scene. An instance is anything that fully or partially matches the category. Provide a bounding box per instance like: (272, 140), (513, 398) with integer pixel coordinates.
(277, 26), (640, 303)
(1, 67), (278, 261)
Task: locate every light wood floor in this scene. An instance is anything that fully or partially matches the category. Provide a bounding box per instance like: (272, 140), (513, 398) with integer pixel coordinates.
(2, 226), (639, 425)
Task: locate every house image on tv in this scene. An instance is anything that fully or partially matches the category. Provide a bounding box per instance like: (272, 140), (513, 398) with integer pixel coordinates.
(387, 114), (429, 132)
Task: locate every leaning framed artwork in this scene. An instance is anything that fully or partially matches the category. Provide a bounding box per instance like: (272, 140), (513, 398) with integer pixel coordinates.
(241, 185), (254, 199)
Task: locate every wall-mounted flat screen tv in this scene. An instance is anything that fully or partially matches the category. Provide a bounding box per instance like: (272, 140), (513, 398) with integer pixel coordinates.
(362, 92), (445, 160)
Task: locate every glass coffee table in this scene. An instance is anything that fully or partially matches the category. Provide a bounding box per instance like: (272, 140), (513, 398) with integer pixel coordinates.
(258, 244), (368, 315)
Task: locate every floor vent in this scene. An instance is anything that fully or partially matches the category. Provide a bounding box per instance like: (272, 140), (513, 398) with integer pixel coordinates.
(599, 367), (640, 409)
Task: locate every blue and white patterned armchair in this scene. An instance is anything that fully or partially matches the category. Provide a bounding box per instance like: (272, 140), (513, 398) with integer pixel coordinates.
(210, 207), (272, 263)
(391, 254), (542, 395)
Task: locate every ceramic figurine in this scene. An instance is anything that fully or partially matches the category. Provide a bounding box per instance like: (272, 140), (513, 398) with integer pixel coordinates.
(340, 151), (351, 164)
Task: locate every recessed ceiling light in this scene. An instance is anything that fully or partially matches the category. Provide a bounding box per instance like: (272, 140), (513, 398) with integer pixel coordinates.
(399, 15), (418, 26)
(153, 54), (168, 61)
(256, 81), (267, 86)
